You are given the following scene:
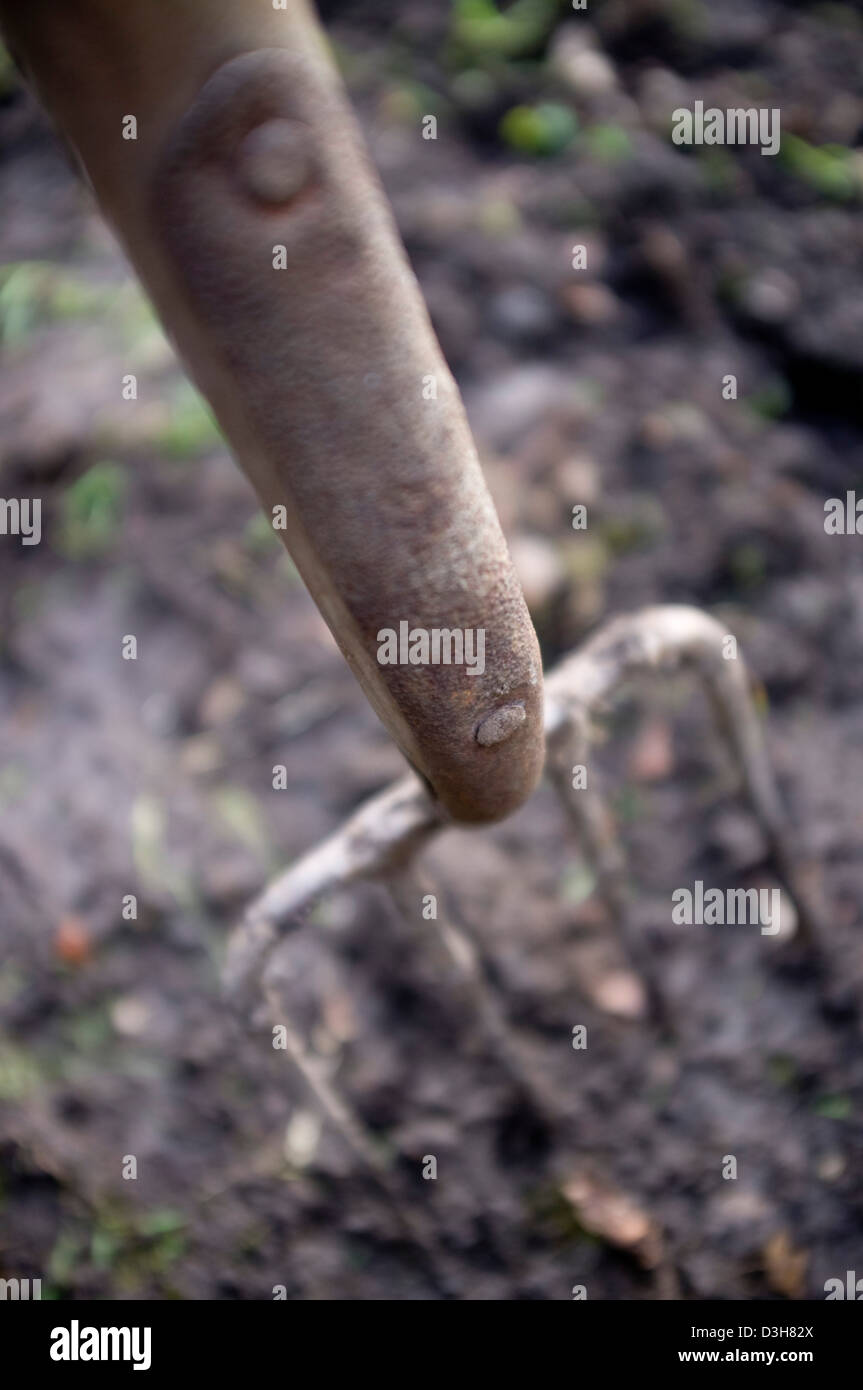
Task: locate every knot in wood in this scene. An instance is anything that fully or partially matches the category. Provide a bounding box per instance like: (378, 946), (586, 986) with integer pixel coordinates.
(236, 118), (311, 205)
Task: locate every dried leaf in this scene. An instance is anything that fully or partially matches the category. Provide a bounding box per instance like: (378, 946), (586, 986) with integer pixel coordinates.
(561, 1170), (662, 1268)
(763, 1230), (808, 1300)
(54, 915), (91, 967)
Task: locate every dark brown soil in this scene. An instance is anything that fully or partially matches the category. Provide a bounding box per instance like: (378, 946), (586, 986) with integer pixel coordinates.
(0, 0), (861, 1300)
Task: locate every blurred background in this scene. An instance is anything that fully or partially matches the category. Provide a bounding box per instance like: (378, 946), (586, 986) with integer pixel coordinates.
(0, 0), (861, 1300)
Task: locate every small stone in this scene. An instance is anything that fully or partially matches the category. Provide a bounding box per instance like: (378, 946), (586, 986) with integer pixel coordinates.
(561, 281), (620, 325)
(475, 703), (527, 746)
(140, 691), (180, 737)
(237, 119), (311, 205)
(816, 1153), (845, 1183)
(555, 453), (600, 508)
(741, 269), (799, 324)
(111, 994), (151, 1037)
(180, 734), (223, 776)
(637, 67), (690, 132)
(758, 877), (798, 942)
(549, 28), (618, 98)
(199, 676), (245, 727)
(639, 410), (676, 451)
(284, 1108), (322, 1168)
(593, 970), (648, 1020)
(489, 285), (555, 340)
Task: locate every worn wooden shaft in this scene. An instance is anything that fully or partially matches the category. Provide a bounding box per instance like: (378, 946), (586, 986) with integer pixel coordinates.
(1, 0), (545, 823)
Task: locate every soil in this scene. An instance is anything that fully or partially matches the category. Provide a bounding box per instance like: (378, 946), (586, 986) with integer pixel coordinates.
(0, 0), (861, 1300)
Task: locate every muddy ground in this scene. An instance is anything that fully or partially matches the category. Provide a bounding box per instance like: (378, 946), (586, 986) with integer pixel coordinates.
(0, 0), (861, 1300)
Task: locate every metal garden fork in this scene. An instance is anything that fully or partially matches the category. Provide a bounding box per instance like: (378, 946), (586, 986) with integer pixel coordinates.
(2, 0), (829, 1291)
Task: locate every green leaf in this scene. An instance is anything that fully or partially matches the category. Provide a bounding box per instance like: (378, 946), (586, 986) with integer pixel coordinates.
(500, 102), (578, 157)
(813, 1094), (852, 1120)
(60, 461), (125, 560)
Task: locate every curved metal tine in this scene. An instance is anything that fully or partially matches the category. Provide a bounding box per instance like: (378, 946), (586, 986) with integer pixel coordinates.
(227, 604), (828, 1007)
(544, 606), (828, 953)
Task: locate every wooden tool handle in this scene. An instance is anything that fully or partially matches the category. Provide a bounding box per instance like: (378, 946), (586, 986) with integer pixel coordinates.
(1, 0), (545, 822)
